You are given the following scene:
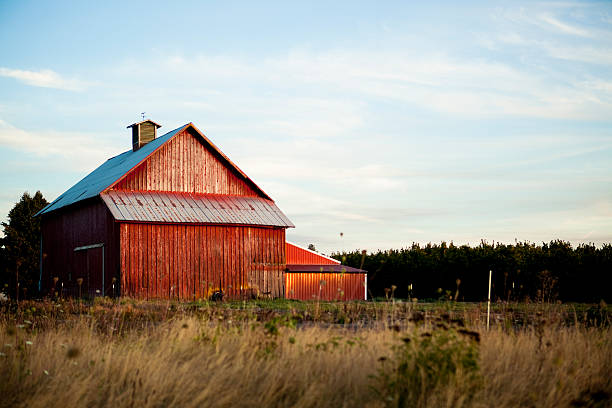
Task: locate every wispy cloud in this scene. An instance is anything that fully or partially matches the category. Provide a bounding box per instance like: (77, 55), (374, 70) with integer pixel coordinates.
(149, 50), (612, 120)
(495, 31), (612, 66)
(0, 119), (116, 172)
(493, 199), (612, 244)
(0, 67), (88, 91)
(539, 14), (591, 37)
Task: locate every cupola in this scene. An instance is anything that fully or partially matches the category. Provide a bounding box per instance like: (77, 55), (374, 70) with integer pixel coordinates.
(127, 119), (162, 151)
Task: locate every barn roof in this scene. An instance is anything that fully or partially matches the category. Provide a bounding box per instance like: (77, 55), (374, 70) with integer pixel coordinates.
(127, 119), (162, 129)
(101, 190), (294, 227)
(286, 264), (367, 274)
(36, 123), (274, 217)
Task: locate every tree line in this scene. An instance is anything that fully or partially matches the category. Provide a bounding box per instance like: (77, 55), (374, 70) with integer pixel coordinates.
(333, 241), (612, 303)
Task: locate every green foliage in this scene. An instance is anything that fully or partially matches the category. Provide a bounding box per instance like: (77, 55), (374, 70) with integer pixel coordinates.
(257, 314), (301, 357)
(263, 314), (298, 337)
(0, 191), (48, 299)
(372, 328), (481, 407)
(335, 241), (612, 302)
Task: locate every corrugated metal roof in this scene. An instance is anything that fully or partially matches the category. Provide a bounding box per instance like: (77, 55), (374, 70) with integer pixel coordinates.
(36, 124), (187, 216)
(101, 190), (294, 228)
(286, 264), (366, 274)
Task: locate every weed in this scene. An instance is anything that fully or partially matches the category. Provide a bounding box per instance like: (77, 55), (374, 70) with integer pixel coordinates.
(372, 328), (481, 407)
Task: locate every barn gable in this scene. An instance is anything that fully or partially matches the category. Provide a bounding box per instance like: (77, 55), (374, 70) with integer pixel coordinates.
(37, 123), (272, 217)
(109, 125), (266, 198)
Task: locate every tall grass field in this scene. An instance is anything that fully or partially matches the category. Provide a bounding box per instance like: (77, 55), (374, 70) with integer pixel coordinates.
(0, 299), (610, 407)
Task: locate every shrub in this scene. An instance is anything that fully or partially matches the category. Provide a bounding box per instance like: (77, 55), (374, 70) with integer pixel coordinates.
(372, 328), (481, 407)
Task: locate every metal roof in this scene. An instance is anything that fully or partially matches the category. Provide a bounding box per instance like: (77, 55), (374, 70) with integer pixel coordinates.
(127, 119), (161, 129)
(36, 122), (274, 216)
(101, 190), (294, 228)
(286, 264), (366, 274)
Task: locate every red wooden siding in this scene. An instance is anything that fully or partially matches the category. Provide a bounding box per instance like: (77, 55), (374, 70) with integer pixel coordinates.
(120, 223), (286, 299)
(114, 128), (259, 196)
(285, 272), (366, 301)
(41, 199), (120, 297)
(286, 242), (340, 265)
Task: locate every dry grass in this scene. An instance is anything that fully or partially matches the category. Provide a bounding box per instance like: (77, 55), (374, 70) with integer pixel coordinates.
(0, 299), (610, 408)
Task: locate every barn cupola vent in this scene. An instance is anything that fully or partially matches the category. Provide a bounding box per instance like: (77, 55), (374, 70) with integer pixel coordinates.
(127, 119), (162, 151)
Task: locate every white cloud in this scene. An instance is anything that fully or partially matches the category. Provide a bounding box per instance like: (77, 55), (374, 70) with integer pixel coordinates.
(490, 3), (612, 65)
(490, 199), (612, 245)
(495, 31), (612, 66)
(539, 14), (591, 37)
(126, 48), (612, 120)
(582, 79), (612, 94)
(544, 43), (612, 65)
(0, 119), (117, 172)
(0, 67), (88, 91)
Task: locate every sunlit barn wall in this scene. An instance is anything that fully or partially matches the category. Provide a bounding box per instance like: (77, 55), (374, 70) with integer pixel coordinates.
(120, 223), (286, 299)
(285, 272), (366, 301)
(284, 243), (366, 301)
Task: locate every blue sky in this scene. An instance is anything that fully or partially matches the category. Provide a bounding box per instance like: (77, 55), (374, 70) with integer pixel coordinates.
(1, 1), (611, 253)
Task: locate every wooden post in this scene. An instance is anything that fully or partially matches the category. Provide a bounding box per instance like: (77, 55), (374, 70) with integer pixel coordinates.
(487, 270), (492, 330)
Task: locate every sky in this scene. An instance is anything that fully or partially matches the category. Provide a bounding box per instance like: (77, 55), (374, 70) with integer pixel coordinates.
(0, 0), (611, 254)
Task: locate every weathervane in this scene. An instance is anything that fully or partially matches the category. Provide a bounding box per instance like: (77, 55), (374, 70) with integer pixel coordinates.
(141, 112), (146, 120)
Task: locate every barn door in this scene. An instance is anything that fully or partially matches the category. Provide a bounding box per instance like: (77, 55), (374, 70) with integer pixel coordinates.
(73, 244), (104, 297)
(86, 247), (103, 296)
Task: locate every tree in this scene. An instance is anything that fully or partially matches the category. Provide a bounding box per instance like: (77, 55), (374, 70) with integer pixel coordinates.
(0, 191), (48, 300)
(308, 244), (317, 252)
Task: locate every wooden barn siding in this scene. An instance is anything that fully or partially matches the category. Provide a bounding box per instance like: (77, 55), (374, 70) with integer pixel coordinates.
(120, 223), (286, 299)
(286, 243), (340, 265)
(115, 128), (258, 196)
(285, 273), (366, 301)
(41, 199), (120, 296)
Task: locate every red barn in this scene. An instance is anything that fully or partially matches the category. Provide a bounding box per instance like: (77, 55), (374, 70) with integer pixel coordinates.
(285, 242), (367, 301)
(37, 121), (293, 299)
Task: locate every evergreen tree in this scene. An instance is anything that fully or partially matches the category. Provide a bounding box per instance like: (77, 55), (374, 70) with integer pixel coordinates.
(0, 191), (48, 299)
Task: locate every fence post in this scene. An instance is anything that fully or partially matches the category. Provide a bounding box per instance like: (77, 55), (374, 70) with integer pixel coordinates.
(487, 269), (492, 330)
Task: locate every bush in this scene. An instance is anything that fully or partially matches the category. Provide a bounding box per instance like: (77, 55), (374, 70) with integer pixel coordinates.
(373, 328), (481, 407)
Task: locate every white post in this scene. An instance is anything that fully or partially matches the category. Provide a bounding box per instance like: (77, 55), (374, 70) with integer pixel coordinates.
(487, 270), (492, 330)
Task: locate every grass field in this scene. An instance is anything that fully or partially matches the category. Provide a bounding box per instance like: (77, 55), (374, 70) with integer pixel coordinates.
(0, 298), (610, 407)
